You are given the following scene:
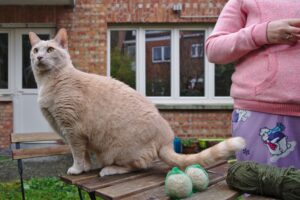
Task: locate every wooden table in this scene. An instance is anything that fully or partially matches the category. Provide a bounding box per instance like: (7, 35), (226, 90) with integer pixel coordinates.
(60, 160), (277, 200)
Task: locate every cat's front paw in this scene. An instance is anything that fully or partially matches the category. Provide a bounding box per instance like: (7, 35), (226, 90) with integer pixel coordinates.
(99, 166), (130, 177)
(67, 166), (83, 175)
(99, 167), (116, 177)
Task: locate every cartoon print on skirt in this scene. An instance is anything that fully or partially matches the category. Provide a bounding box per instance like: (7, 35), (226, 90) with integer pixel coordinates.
(259, 123), (296, 163)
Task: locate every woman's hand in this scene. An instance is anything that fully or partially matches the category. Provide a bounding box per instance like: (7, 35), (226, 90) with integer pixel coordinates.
(267, 19), (300, 44)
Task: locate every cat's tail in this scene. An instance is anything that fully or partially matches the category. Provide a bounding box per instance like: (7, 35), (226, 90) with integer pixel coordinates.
(158, 137), (245, 169)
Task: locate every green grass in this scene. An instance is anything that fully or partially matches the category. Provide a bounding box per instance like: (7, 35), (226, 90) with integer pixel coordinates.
(0, 177), (102, 200)
(0, 155), (9, 162)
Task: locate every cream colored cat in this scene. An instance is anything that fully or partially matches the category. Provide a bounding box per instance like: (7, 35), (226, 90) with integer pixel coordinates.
(29, 29), (245, 177)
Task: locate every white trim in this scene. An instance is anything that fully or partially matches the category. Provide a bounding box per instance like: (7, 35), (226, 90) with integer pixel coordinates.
(149, 97), (233, 105)
(146, 36), (171, 42)
(138, 28), (146, 95)
(172, 29), (178, 99)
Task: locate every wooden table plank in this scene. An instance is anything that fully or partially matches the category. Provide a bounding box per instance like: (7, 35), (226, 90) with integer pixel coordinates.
(60, 169), (100, 184)
(120, 162), (229, 200)
(12, 145), (71, 160)
(243, 195), (278, 200)
(95, 173), (166, 200)
(120, 186), (168, 200)
(78, 171), (157, 192)
(186, 180), (240, 200)
(11, 132), (61, 142)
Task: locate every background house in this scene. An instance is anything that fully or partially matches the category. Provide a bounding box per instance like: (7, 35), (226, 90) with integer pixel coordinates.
(0, 0), (234, 151)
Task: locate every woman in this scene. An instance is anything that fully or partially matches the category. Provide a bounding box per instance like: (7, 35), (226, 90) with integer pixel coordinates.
(205, 0), (300, 168)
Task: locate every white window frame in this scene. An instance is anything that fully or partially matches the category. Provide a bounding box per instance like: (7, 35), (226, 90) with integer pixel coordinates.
(0, 30), (14, 95)
(107, 26), (233, 106)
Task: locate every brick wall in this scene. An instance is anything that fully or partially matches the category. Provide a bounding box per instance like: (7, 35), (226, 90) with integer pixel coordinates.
(106, 0), (226, 23)
(0, 102), (13, 149)
(161, 110), (232, 139)
(0, 0), (231, 150)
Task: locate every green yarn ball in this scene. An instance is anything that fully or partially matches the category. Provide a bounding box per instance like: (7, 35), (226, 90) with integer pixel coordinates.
(185, 164), (209, 192)
(165, 167), (193, 199)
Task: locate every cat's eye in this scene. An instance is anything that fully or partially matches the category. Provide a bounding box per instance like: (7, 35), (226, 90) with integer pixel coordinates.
(47, 47), (54, 53)
(33, 48), (38, 53)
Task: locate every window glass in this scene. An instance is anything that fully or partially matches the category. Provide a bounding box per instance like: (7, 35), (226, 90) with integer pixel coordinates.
(215, 63), (234, 96)
(0, 33), (8, 89)
(146, 30), (171, 96)
(22, 34), (49, 89)
(152, 47), (162, 62)
(180, 30), (205, 96)
(110, 30), (136, 89)
(164, 46), (170, 61)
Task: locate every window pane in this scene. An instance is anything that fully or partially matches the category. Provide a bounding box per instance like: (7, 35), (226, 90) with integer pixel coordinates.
(191, 45), (197, 57)
(153, 47), (162, 62)
(0, 33), (8, 89)
(22, 34), (49, 89)
(110, 30), (136, 89)
(164, 46), (170, 61)
(146, 30), (171, 96)
(180, 31), (205, 96)
(215, 63), (234, 96)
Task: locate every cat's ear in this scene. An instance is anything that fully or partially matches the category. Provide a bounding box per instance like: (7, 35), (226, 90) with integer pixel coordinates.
(29, 32), (41, 47)
(54, 28), (68, 49)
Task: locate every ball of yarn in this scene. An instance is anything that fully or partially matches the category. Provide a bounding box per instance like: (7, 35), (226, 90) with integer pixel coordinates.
(226, 161), (300, 200)
(165, 167), (193, 199)
(185, 164), (209, 192)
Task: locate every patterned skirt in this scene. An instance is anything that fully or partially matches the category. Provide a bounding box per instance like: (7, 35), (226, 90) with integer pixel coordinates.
(232, 109), (300, 168)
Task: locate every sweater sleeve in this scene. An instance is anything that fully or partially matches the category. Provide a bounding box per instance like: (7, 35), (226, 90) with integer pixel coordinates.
(205, 0), (269, 64)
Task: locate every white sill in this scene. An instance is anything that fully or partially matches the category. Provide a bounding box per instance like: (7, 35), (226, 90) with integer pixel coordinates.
(0, 94), (13, 101)
(156, 104), (233, 110)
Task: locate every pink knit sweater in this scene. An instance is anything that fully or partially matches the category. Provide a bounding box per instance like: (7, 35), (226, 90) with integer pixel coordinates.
(205, 0), (300, 116)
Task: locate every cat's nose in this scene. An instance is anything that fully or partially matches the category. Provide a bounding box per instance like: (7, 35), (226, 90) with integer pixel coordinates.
(37, 56), (43, 61)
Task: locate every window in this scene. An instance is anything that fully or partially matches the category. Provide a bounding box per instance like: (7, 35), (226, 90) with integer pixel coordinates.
(191, 44), (203, 58)
(152, 46), (170, 63)
(0, 33), (8, 89)
(108, 27), (233, 105)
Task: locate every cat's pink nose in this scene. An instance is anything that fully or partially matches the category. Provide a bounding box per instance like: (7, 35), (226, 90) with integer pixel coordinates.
(37, 56), (43, 61)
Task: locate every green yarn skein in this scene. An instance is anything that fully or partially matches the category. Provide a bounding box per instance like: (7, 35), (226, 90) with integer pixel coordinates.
(165, 167), (193, 199)
(226, 161), (300, 200)
(185, 164), (209, 192)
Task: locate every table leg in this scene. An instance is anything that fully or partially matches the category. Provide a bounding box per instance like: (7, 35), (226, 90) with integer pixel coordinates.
(88, 192), (96, 200)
